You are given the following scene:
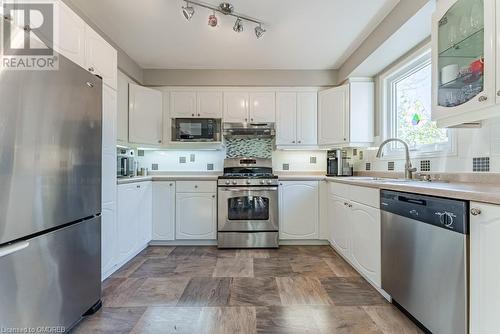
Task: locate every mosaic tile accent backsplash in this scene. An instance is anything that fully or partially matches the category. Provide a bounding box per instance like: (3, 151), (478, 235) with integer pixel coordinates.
(225, 138), (273, 159)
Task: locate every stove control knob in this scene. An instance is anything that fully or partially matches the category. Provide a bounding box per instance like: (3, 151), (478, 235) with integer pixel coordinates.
(267, 180), (272, 185)
(225, 180), (230, 185)
(260, 180), (265, 185)
(232, 180), (237, 185)
(246, 180), (251, 185)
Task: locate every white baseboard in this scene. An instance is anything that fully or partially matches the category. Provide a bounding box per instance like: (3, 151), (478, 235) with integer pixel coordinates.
(279, 239), (330, 245)
(327, 242), (391, 302)
(101, 243), (149, 281)
(149, 240), (218, 246)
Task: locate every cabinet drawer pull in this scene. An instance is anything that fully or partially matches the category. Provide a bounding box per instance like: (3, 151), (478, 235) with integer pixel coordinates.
(478, 95), (488, 102)
(88, 67), (95, 72)
(471, 208), (482, 216)
(194, 185), (198, 188)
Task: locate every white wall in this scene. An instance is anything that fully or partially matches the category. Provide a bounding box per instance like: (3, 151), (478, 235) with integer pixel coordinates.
(135, 149), (327, 173)
(353, 118), (500, 173)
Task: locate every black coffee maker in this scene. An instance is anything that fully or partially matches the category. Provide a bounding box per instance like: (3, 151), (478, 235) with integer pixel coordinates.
(327, 149), (353, 176)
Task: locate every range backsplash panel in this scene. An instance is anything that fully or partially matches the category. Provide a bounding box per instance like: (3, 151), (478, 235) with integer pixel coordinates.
(225, 138), (273, 159)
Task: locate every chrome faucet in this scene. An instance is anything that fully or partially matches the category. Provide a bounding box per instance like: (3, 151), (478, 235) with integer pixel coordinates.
(376, 138), (417, 179)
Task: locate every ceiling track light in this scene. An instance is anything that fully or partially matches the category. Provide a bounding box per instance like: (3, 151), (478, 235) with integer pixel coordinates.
(233, 17), (243, 33)
(254, 24), (266, 39)
(180, 1), (266, 38)
(182, 1), (195, 21)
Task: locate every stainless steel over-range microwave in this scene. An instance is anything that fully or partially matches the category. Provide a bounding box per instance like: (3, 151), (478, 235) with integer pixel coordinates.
(171, 118), (222, 142)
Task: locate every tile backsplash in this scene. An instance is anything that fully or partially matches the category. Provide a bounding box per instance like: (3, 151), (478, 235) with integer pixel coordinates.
(352, 118), (500, 173)
(225, 138), (273, 159)
(135, 146), (327, 173)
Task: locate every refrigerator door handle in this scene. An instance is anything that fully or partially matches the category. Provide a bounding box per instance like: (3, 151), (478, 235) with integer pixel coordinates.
(0, 241), (30, 258)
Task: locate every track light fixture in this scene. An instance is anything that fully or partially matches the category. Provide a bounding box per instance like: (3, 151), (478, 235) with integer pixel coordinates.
(254, 24), (266, 39)
(182, 2), (195, 21)
(181, 1), (266, 39)
(233, 18), (243, 33)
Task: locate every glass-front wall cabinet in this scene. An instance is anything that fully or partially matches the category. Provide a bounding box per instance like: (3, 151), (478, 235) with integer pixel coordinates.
(437, 0), (484, 107)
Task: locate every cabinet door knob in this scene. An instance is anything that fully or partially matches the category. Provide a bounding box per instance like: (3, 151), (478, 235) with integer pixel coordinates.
(298, 140), (302, 144)
(292, 141), (295, 143)
(245, 118), (248, 122)
(343, 138), (347, 141)
(169, 183), (173, 186)
(198, 114), (201, 117)
(194, 185), (198, 188)
(478, 96), (488, 102)
(251, 118), (254, 122)
(191, 113), (195, 117)
(212, 195), (216, 198)
(471, 208), (482, 216)
(88, 67), (95, 72)
(137, 185), (140, 188)
(158, 140), (162, 143)
(497, 90), (500, 97)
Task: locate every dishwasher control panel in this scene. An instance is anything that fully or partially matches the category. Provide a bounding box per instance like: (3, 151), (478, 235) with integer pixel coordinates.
(380, 190), (469, 235)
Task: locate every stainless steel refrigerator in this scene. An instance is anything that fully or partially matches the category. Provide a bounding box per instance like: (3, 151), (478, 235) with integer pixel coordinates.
(0, 54), (102, 330)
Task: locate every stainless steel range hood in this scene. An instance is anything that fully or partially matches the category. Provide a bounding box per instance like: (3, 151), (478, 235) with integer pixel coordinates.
(223, 122), (275, 138)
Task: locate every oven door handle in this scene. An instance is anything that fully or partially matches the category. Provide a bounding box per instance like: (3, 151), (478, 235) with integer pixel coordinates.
(219, 187), (278, 192)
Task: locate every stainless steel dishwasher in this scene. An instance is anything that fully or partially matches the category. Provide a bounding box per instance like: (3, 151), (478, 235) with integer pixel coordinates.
(380, 190), (468, 334)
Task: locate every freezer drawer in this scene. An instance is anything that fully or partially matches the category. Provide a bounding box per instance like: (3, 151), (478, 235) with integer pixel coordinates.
(0, 216), (101, 330)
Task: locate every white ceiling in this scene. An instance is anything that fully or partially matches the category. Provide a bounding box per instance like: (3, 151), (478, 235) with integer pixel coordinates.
(70, 0), (400, 70)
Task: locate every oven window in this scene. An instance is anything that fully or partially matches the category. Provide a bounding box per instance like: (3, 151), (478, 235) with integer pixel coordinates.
(227, 196), (269, 220)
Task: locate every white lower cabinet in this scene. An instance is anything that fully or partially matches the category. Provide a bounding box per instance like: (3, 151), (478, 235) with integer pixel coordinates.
(328, 194), (351, 258)
(279, 181), (319, 239)
(117, 182), (152, 265)
(327, 182), (381, 287)
(101, 202), (117, 279)
(470, 202), (500, 334)
(152, 182), (176, 241)
(176, 181), (217, 240)
(349, 202), (381, 286)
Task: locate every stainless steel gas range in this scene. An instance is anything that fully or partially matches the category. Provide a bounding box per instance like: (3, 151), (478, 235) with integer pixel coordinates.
(217, 158), (279, 248)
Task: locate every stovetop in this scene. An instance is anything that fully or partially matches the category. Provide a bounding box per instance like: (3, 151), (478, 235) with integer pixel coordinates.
(219, 173), (278, 179)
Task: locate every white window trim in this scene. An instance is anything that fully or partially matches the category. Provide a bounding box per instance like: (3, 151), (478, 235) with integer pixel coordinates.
(378, 42), (457, 159)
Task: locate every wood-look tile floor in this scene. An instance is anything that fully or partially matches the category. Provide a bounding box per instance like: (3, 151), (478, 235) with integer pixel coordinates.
(72, 246), (422, 334)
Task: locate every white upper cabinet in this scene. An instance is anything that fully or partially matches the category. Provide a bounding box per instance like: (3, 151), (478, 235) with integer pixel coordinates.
(54, 1), (86, 68)
(128, 83), (163, 145)
(279, 181), (319, 240)
(170, 91), (223, 118)
(319, 85), (349, 145)
(84, 25), (118, 90)
(224, 91), (275, 123)
(297, 92), (318, 145)
(197, 91), (223, 118)
(224, 92), (250, 122)
(276, 91), (317, 146)
(318, 81), (374, 146)
(249, 92), (276, 122)
(117, 71), (131, 143)
(276, 93), (297, 145)
(170, 91), (197, 118)
(432, 0), (497, 127)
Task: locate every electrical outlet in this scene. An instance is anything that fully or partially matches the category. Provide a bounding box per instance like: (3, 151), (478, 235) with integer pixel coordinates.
(359, 151), (364, 160)
(388, 161), (395, 171)
(365, 162), (371, 171)
(138, 150), (144, 157)
(151, 163), (159, 171)
(282, 163), (290, 171)
(207, 163), (214, 171)
(179, 156), (186, 164)
(473, 157), (490, 172)
(190, 154), (195, 162)
(420, 160), (431, 172)
(310, 156), (317, 164)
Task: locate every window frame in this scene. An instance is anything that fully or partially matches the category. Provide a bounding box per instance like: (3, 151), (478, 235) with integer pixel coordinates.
(378, 43), (456, 159)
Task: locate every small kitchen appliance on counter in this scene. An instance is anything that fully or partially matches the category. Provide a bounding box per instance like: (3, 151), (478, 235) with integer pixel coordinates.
(217, 158), (279, 248)
(327, 149), (353, 176)
(117, 148), (136, 178)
